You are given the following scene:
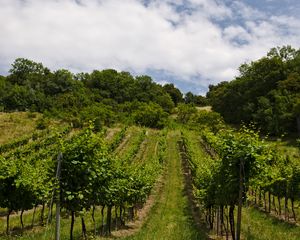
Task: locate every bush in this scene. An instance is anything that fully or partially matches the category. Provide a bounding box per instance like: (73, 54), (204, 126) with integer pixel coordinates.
(70, 117), (83, 128)
(189, 110), (225, 132)
(131, 102), (168, 128)
(80, 103), (115, 126)
(27, 112), (37, 118)
(36, 118), (47, 130)
(176, 103), (197, 123)
(93, 117), (102, 132)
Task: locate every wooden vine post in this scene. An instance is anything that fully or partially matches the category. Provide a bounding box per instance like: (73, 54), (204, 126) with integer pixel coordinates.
(236, 159), (244, 240)
(55, 152), (63, 240)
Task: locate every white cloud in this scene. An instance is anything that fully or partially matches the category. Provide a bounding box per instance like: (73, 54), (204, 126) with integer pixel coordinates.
(0, 0), (299, 93)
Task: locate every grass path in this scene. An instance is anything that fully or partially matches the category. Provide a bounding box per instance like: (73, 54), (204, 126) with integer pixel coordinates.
(241, 207), (300, 240)
(124, 130), (207, 240)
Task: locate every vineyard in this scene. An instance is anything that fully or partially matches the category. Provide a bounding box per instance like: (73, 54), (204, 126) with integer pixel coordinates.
(1, 113), (300, 240)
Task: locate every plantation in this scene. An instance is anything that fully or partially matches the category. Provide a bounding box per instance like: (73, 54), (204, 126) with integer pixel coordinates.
(0, 110), (300, 240)
(1, 47), (300, 239)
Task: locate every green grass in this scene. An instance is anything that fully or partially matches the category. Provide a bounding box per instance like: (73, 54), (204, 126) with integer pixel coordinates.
(124, 130), (208, 240)
(114, 126), (143, 157)
(242, 207), (300, 240)
(134, 129), (158, 164)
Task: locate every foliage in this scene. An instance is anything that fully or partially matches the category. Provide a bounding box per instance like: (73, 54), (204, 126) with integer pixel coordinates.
(185, 91), (208, 106)
(60, 126), (111, 214)
(207, 46), (300, 136)
(131, 102), (168, 128)
(176, 103), (197, 123)
(163, 83), (183, 106)
(189, 110), (225, 132)
(1, 58), (211, 129)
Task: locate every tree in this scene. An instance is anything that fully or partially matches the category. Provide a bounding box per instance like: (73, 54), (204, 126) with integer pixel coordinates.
(177, 103), (197, 124)
(184, 91), (196, 104)
(131, 102), (168, 128)
(8, 58), (48, 85)
(207, 46), (300, 136)
(45, 69), (77, 95)
(163, 83), (183, 106)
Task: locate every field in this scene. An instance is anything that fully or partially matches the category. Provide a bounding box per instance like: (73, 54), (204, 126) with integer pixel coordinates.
(1, 112), (300, 240)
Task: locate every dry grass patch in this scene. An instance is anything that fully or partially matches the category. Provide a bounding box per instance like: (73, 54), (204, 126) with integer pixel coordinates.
(0, 112), (42, 145)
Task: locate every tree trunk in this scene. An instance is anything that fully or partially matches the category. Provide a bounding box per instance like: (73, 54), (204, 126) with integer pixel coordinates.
(278, 196), (281, 216)
(229, 205), (235, 240)
(20, 209), (24, 230)
(208, 206), (213, 230)
(296, 116), (300, 136)
(259, 190), (262, 207)
(216, 207), (219, 235)
(70, 211), (75, 240)
(115, 206), (118, 230)
(268, 192), (271, 213)
(47, 201), (54, 224)
(120, 206), (124, 226)
(81, 217), (87, 240)
(92, 205), (96, 235)
(6, 210), (12, 235)
(129, 207), (134, 221)
(264, 192), (267, 212)
(101, 206), (105, 235)
(106, 205), (112, 235)
(225, 206), (229, 240)
(40, 202), (45, 225)
(220, 205), (224, 235)
(32, 204), (37, 227)
(284, 195), (288, 220)
(291, 199), (296, 221)
(273, 195), (277, 215)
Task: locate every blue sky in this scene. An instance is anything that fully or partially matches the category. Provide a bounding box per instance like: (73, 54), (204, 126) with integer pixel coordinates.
(0, 0), (300, 95)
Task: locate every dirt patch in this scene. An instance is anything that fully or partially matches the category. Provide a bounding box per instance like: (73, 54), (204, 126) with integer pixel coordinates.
(105, 127), (121, 142)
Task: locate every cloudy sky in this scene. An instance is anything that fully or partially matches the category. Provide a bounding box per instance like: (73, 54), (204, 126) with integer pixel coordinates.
(0, 0), (300, 95)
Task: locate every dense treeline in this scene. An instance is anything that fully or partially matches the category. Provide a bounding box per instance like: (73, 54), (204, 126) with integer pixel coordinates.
(207, 46), (300, 136)
(0, 58), (198, 128)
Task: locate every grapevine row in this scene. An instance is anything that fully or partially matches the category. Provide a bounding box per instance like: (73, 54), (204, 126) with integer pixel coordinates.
(0, 124), (166, 239)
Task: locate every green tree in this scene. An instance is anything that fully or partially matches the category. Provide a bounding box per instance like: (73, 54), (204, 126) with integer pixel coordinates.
(163, 83), (183, 106)
(131, 102), (168, 128)
(177, 103), (197, 123)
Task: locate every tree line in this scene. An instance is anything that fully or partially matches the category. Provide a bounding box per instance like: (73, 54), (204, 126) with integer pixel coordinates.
(207, 46), (300, 136)
(0, 58), (206, 128)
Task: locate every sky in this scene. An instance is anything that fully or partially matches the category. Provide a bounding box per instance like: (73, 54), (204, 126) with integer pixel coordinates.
(0, 0), (300, 95)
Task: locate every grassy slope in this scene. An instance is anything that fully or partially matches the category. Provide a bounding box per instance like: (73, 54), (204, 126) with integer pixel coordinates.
(125, 130), (207, 240)
(0, 112), (41, 144)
